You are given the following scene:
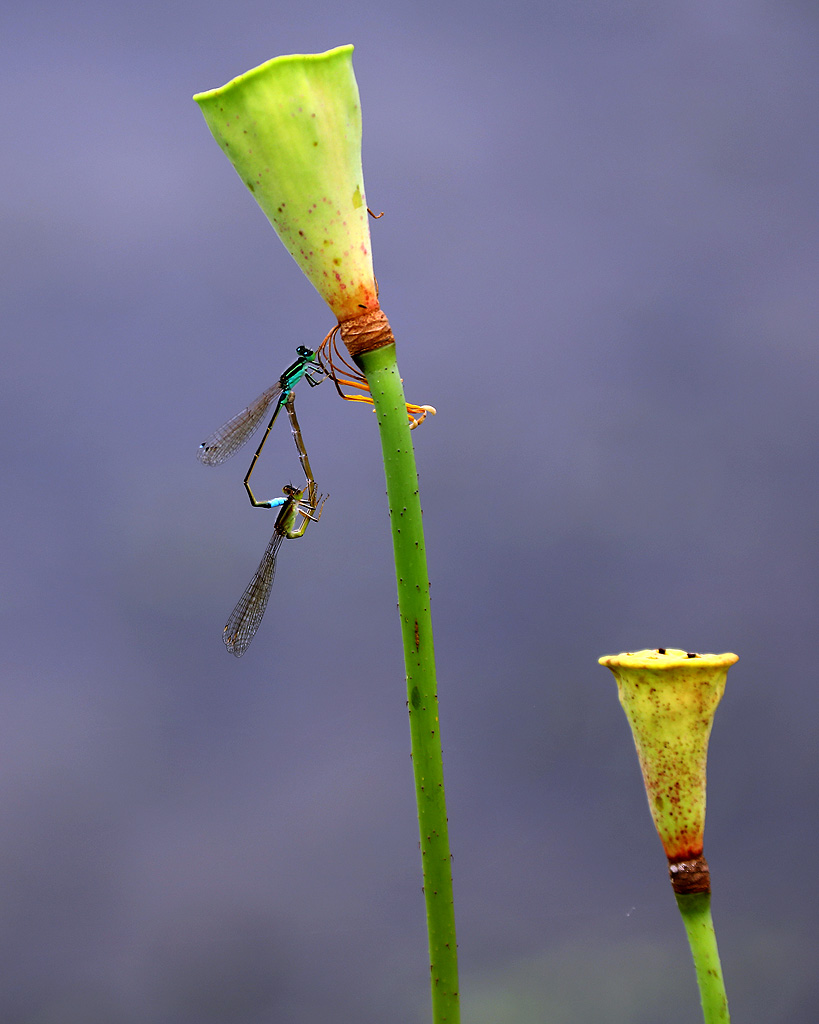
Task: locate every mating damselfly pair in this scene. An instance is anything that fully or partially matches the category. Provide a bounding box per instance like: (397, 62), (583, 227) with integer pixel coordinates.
(199, 336), (434, 656)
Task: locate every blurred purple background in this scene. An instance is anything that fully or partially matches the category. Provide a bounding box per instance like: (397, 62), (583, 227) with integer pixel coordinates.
(3, 1), (819, 1021)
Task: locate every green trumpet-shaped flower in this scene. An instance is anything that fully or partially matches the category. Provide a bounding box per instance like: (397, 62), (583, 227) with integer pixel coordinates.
(194, 45), (378, 322)
(599, 648), (738, 872)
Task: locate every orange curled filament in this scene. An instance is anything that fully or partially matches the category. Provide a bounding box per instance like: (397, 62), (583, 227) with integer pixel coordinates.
(318, 325), (436, 429)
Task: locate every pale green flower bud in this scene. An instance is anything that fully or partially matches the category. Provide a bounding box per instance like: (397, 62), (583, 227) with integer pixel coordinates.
(195, 45), (378, 322)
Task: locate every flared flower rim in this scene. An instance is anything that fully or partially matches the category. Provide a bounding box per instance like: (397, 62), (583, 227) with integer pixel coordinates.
(599, 648), (739, 670)
(193, 44), (354, 103)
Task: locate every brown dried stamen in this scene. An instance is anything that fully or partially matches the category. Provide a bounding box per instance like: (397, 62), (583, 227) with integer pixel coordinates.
(668, 856), (711, 895)
(339, 306), (395, 357)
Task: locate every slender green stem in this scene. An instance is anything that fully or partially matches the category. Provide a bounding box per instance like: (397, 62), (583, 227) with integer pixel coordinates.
(675, 892), (730, 1024)
(356, 343), (460, 1024)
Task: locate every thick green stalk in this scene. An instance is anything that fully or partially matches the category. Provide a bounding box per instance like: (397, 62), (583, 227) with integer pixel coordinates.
(675, 892), (730, 1024)
(356, 343), (460, 1024)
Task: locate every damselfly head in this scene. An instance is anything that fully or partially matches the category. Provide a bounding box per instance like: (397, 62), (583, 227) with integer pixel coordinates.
(296, 345), (314, 357)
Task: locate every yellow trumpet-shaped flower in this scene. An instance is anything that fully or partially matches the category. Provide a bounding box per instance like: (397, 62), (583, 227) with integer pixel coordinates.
(599, 648), (737, 883)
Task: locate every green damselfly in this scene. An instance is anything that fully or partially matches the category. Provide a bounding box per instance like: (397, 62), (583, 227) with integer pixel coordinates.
(198, 344), (325, 469)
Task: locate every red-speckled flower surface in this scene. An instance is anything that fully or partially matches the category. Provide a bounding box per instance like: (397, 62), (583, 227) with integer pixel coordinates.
(599, 648), (738, 862)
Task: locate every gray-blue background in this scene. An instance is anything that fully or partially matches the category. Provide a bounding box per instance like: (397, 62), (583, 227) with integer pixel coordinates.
(3, 1), (818, 1021)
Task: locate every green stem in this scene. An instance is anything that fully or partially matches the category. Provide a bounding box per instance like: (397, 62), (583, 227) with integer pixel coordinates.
(356, 343), (460, 1024)
(675, 892), (730, 1024)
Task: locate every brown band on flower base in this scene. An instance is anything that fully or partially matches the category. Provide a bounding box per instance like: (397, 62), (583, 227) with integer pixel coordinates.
(339, 307), (395, 358)
(668, 856), (711, 895)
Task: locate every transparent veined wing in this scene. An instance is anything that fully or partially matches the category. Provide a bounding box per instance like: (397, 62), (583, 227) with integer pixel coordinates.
(223, 530), (285, 657)
(198, 382), (283, 466)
